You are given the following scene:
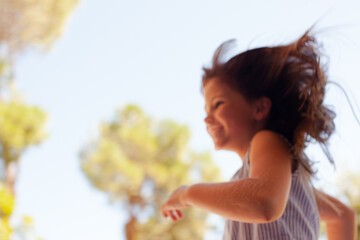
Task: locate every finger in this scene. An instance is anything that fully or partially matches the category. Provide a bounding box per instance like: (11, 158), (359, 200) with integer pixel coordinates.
(175, 209), (182, 219)
(169, 210), (177, 221)
(161, 204), (168, 218)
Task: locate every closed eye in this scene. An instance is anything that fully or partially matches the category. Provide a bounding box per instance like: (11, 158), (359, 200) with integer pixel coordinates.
(214, 101), (223, 109)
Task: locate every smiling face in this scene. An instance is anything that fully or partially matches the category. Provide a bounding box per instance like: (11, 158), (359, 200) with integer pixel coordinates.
(203, 77), (270, 157)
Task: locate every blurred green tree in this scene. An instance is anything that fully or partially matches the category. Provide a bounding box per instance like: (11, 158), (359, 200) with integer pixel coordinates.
(80, 104), (223, 240)
(0, 0), (79, 86)
(0, 0), (78, 189)
(0, 98), (48, 240)
(0, 0), (78, 239)
(0, 100), (48, 193)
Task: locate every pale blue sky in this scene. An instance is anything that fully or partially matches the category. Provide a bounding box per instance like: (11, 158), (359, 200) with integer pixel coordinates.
(10, 0), (360, 239)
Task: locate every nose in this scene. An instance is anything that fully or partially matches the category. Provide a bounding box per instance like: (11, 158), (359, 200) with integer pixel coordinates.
(204, 115), (212, 124)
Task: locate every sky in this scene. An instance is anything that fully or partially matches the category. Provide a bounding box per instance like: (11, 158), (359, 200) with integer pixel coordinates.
(10, 0), (360, 239)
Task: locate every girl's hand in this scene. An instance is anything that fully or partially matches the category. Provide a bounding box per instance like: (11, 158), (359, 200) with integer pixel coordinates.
(161, 185), (191, 221)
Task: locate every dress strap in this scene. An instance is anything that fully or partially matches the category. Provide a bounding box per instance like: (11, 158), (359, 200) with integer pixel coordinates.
(279, 134), (292, 148)
(245, 142), (251, 167)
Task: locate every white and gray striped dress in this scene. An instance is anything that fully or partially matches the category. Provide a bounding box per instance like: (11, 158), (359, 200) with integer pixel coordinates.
(222, 135), (320, 240)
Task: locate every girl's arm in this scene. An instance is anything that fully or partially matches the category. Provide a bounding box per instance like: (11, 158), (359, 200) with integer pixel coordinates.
(183, 130), (294, 223)
(313, 187), (358, 240)
(184, 178), (276, 223)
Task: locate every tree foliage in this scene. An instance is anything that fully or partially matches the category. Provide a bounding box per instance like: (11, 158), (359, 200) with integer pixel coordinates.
(0, 98), (48, 240)
(0, 183), (14, 240)
(80, 104), (222, 240)
(0, 0), (79, 87)
(0, 0), (78, 239)
(0, 100), (48, 160)
(0, 0), (78, 52)
(0, 99), (48, 190)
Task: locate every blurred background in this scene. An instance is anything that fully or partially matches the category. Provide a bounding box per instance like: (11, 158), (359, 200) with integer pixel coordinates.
(0, 0), (360, 239)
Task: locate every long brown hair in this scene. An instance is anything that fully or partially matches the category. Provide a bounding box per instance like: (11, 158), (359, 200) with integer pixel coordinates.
(200, 25), (343, 178)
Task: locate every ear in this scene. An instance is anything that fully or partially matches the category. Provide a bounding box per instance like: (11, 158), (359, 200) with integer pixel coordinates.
(253, 96), (272, 121)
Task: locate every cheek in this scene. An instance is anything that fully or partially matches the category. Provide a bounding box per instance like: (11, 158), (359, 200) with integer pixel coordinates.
(224, 108), (252, 131)
(217, 108), (232, 123)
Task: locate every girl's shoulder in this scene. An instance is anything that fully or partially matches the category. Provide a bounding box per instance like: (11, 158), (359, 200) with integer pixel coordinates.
(247, 129), (294, 173)
(249, 130), (292, 152)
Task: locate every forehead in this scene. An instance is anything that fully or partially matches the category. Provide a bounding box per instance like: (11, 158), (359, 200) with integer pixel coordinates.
(203, 78), (232, 98)
(203, 78), (254, 111)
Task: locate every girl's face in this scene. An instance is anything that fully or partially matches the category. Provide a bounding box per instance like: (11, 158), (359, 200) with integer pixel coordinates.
(203, 77), (259, 154)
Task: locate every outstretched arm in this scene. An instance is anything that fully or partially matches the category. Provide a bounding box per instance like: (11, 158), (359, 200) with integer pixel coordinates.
(184, 177), (277, 223)
(313, 187), (358, 240)
(161, 130), (293, 223)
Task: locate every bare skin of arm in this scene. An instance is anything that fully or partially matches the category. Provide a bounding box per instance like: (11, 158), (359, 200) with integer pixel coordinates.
(183, 130), (293, 223)
(313, 187), (358, 240)
(185, 177), (276, 223)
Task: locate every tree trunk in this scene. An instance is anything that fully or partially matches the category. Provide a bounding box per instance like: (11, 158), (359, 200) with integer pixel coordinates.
(125, 214), (137, 240)
(5, 161), (17, 194)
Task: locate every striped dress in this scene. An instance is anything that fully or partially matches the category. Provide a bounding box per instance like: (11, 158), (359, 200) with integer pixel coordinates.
(222, 135), (320, 240)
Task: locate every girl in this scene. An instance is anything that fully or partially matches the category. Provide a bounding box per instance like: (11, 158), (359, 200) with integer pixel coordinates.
(160, 25), (358, 240)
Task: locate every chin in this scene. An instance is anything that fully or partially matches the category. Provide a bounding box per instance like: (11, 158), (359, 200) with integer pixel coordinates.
(214, 144), (221, 150)
(213, 138), (228, 150)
